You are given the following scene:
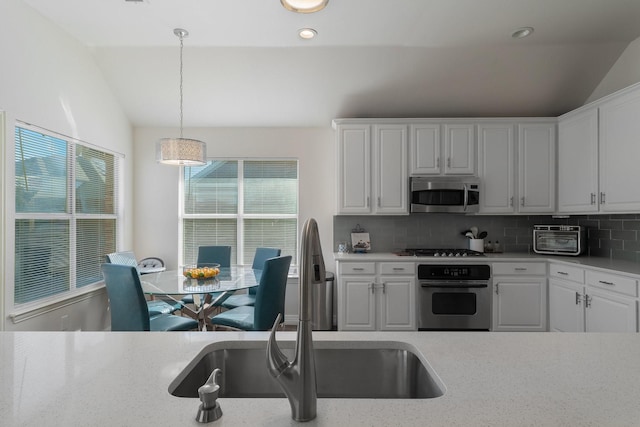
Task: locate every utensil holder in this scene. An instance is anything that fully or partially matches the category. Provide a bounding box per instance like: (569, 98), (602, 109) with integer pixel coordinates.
(469, 239), (484, 253)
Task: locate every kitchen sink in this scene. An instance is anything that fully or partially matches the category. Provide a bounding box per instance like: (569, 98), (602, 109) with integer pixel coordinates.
(169, 340), (445, 399)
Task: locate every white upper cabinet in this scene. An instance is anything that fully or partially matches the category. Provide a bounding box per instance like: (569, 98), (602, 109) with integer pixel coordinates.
(444, 124), (476, 174)
(409, 124), (440, 174)
(478, 124), (516, 213)
(335, 122), (408, 215)
(557, 109), (599, 213)
(336, 124), (371, 214)
(599, 87), (640, 212)
(518, 123), (556, 213)
(374, 124), (409, 214)
(410, 123), (475, 175)
(478, 121), (555, 214)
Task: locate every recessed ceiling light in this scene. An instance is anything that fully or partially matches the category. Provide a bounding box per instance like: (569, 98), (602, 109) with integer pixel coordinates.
(281, 0), (329, 13)
(511, 27), (534, 39)
(298, 28), (317, 40)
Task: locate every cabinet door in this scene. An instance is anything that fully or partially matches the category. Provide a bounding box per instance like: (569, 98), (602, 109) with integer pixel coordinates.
(336, 125), (371, 214)
(518, 123), (556, 213)
(599, 89), (640, 212)
(585, 287), (637, 332)
(339, 278), (376, 331)
(410, 124), (440, 174)
(478, 124), (515, 213)
(549, 279), (585, 332)
(444, 124), (475, 175)
(493, 277), (547, 331)
(378, 277), (416, 331)
(374, 125), (408, 214)
(557, 109), (599, 213)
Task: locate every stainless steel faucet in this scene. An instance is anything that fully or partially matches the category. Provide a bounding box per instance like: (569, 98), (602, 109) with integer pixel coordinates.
(267, 218), (326, 422)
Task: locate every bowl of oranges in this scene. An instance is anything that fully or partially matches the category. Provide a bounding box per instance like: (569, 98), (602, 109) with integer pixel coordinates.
(182, 263), (220, 283)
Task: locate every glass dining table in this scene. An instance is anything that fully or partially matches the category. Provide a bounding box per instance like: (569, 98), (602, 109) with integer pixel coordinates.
(140, 266), (261, 331)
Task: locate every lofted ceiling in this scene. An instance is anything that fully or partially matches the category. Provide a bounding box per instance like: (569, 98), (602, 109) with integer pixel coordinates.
(21, 0), (640, 127)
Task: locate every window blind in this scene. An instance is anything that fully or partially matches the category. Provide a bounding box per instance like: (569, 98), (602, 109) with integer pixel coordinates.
(13, 124), (120, 306)
(182, 159), (298, 266)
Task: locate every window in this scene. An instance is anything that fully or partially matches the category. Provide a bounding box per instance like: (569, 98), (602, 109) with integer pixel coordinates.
(181, 160), (298, 265)
(14, 124), (120, 305)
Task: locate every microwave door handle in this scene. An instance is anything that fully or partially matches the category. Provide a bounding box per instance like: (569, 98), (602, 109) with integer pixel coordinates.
(463, 184), (468, 211)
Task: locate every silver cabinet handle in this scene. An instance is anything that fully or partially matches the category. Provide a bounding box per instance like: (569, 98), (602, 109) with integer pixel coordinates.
(436, 157), (440, 168)
(366, 196), (370, 207)
(495, 283), (499, 294)
(598, 280), (615, 286)
(370, 283), (375, 294)
(590, 193), (596, 205)
(515, 267), (527, 271)
(447, 157), (451, 168)
(600, 192), (605, 204)
(510, 197), (514, 207)
(352, 267), (365, 271)
(557, 271), (568, 276)
(392, 267), (405, 271)
(585, 294), (592, 308)
(520, 197), (525, 207)
(377, 196), (381, 207)
(575, 291), (582, 305)
(382, 282), (386, 293)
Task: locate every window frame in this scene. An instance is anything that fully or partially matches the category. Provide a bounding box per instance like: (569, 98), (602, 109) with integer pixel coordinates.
(8, 121), (123, 314)
(178, 158), (299, 267)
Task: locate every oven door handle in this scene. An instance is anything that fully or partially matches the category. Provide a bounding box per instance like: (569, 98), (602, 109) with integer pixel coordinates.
(420, 281), (489, 289)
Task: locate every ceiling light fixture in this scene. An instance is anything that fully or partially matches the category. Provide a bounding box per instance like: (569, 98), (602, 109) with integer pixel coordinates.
(156, 28), (206, 166)
(281, 0), (329, 13)
(511, 27), (534, 39)
(298, 28), (317, 39)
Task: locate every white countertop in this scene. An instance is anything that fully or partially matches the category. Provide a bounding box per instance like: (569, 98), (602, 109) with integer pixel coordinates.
(2, 330), (640, 426)
(334, 252), (640, 277)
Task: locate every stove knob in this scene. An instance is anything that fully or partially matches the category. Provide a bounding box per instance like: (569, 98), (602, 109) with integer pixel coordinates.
(447, 252), (454, 257)
(462, 253), (468, 257)
(455, 253), (461, 257)
(433, 253), (440, 257)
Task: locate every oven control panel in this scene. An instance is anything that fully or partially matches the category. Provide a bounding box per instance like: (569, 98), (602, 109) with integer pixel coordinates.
(418, 264), (491, 280)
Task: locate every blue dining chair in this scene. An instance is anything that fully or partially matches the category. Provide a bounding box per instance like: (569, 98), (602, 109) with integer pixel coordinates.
(221, 247), (281, 309)
(101, 264), (199, 331)
(209, 255), (292, 331)
(105, 251), (181, 316)
(182, 245), (232, 307)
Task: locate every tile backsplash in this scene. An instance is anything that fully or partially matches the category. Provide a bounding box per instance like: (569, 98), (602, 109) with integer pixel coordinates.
(333, 214), (640, 262)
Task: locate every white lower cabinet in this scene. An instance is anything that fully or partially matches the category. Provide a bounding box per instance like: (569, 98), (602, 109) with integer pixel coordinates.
(337, 261), (416, 331)
(549, 263), (638, 333)
(492, 263), (547, 331)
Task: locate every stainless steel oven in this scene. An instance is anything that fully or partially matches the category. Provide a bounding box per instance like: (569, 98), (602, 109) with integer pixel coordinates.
(418, 264), (491, 330)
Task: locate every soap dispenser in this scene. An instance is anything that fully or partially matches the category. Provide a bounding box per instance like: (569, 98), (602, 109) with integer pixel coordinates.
(196, 368), (223, 423)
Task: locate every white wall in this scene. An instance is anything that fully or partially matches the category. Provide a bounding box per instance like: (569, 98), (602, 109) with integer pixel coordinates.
(132, 126), (336, 269)
(586, 36), (640, 103)
(0, 0), (133, 331)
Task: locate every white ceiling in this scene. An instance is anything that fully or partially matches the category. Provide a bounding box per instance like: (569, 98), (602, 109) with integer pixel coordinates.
(22, 0), (640, 127)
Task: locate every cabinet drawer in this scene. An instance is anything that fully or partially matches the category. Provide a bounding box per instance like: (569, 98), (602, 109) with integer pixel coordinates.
(492, 262), (546, 276)
(586, 270), (637, 297)
(339, 262), (376, 275)
(549, 263), (584, 284)
(379, 262), (415, 275)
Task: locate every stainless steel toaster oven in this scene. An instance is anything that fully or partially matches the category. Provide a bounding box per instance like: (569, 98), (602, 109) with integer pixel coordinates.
(533, 225), (586, 256)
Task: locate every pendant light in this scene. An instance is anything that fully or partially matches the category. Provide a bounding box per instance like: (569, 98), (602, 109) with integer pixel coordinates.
(156, 28), (207, 166)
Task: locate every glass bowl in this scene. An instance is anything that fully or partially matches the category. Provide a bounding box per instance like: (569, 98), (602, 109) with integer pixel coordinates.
(182, 263), (220, 280)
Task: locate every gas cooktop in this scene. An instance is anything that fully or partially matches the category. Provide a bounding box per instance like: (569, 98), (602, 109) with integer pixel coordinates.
(395, 248), (485, 257)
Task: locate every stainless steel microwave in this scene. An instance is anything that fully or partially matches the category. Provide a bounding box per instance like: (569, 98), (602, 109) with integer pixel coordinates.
(410, 177), (480, 213)
(533, 225), (586, 256)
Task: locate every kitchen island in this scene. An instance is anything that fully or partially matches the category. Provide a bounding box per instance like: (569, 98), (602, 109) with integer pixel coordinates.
(1, 331), (639, 426)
